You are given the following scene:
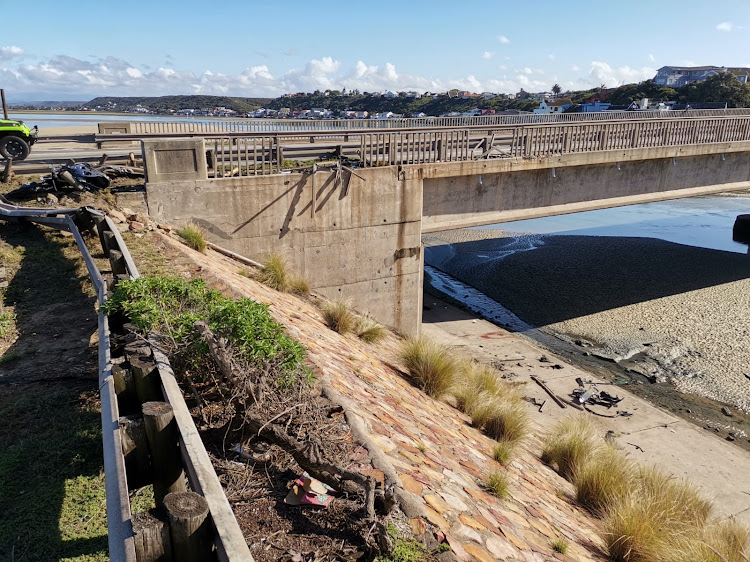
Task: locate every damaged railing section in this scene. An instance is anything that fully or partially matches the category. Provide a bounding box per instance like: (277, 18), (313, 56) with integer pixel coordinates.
(207, 136), (282, 178)
(0, 201), (252, 561)
(360, 130), (471, 165)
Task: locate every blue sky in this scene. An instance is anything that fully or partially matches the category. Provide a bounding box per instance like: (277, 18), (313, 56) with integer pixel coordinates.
(1, 0), (749, 100)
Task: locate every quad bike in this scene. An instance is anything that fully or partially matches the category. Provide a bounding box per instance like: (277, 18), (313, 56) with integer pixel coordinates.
(0, 118), (39, 161)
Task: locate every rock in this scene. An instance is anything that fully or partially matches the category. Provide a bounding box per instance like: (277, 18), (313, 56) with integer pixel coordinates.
(46, 193), (58, 205)
(453, 523), (482, 544)
(722, 406), (732, 417)
(727, 433), (736, 442)
(407, 517), (427, 536)
(462, 544), (495, 562)
(121, 207), (137, 220)
(485, 535), (518, 559)
(129, 221), (145, 231)
(108, 209), (127, 223)
(539, 355), (550, 363)
(158, 223), (172, 233)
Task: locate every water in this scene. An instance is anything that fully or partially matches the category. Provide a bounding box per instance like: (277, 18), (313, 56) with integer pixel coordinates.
(473, 196), (749, 254)
(6, 112), (245, 129)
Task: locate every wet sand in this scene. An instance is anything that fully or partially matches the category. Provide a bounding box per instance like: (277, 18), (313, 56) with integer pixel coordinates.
(424, 228), (750, 416)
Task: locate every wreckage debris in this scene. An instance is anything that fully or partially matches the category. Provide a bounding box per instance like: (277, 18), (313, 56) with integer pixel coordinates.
(6, 163), (143, 200)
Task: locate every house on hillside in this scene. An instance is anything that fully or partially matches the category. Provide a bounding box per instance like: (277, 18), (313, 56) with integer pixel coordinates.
(654, 66), (750, 87)
(533, 98), (574, 114)
(579, 101), (611, 113)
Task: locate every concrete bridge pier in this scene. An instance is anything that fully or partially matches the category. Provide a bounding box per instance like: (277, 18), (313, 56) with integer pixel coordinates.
(144, 139), (426, 335)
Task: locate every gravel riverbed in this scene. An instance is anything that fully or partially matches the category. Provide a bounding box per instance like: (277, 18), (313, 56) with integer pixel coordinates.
(425, 228), (750, 414)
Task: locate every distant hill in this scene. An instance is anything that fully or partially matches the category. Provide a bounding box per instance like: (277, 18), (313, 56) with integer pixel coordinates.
(85, 95), (273, 113)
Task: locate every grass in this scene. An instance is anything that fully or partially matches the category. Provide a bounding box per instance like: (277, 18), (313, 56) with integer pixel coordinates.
(322, 299), (356, 334)
(574, 444), (635, 515)
(0, 311), (16, 339)
(378, 523), (427, 562)
(176, 222), (207, 253)
(257, 253), (310, 295)
(484, 470), (510, 499)
(356, 315), (387, 343)
(399, 336), (458, 398)
(0, 351), (20, 364)
(471, 394), (530, 444)
(541, 416), (599, 480)
(450, 362), (504, 414)
(550, 538), (569, 554)
(492, 441), (515, 465)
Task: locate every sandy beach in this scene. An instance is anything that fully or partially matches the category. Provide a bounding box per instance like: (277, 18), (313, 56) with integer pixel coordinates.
(425, 227), (750, 416)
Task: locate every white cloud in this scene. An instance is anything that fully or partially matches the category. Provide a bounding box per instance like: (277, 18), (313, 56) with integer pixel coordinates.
(716, 22), (736, 31)
(498, 35), (511, 44)
(481, 51), (494, 60)
(648, 53), (655, 62)
(548, 54), (556, 61)
(585, 61), (656, 87)
(571, 65), (580, 72)
(0, 46), (24, 60)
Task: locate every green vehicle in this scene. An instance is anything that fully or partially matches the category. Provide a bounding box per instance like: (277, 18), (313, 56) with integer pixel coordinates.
(0, 118), (39, 161)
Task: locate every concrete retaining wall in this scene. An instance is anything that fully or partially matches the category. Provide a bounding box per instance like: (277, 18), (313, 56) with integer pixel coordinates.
(146, 167), (424, 334)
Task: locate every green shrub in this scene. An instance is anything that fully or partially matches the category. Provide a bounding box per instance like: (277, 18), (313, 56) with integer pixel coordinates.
(102, 277), (305, 372)
(550, 538), (569, 554)
(176, 222), (207, 253)
(399, 337), (458, 398)
(0, 311), (15, 339)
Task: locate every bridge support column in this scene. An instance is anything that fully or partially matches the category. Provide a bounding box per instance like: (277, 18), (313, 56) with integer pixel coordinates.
(145, 163), (425, 335)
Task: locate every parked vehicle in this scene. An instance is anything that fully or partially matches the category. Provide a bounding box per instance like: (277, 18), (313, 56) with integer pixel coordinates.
(0, 119), (39, 160)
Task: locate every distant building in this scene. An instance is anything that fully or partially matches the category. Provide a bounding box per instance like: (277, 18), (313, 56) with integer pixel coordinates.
(653, 66), (750, 87)
(533, 98), (574, 114)
(579, 101), (611, 113)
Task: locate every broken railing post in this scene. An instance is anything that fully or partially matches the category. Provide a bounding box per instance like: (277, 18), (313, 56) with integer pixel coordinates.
(2, 158), (12, 183)
(164, 491), (213, 562)
(119, 414), (152, 489)
(142, 401), (187, 505)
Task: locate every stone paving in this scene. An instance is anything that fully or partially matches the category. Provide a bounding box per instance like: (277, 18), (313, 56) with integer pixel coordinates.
(157, 233), (608, 562)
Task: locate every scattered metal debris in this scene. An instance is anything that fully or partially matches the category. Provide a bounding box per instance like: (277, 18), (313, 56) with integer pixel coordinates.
(626, 442), (645, 452)
(6, 162), (143, 199)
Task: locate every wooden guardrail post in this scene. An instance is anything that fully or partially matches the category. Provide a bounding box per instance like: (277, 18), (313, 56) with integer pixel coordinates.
(142, 401), (187, 505)
(119, 414), (152, 489)
(132, 509), (172, 562)
(164, 491), (213, 562)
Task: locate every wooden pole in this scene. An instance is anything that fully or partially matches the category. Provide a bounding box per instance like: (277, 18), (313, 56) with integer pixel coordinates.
(128, 353), (163, 404)
(142, 401), (187, 505)
(163, 491), (212, 562)
(119, 414), (152, 489)
(1, 89), (8, 120)
(2, 158), (12, 183)
(112, 364), (138, 414)
(132, 508), (173, 562)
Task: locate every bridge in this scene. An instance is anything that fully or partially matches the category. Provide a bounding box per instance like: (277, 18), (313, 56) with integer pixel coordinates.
(134, 113), (750, 334)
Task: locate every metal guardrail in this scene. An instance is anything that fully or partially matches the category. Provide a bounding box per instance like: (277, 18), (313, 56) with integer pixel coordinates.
(0, 201), (252, 561)
(126, 107), (750, 134)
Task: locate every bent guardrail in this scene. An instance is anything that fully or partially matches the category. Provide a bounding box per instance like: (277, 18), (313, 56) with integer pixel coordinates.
(0, 201), (252, 561)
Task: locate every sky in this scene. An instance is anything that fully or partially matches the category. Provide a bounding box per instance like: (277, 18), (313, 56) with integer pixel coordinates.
(1, 0), (749, 101)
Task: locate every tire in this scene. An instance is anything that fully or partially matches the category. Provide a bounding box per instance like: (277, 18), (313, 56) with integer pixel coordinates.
(0, 135), (31, 161)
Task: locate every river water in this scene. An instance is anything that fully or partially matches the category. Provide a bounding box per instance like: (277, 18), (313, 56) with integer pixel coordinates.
(7, 112), (238, 129)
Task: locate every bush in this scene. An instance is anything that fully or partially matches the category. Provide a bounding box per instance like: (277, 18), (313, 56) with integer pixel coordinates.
(102, 276), (306, 373)
(450, 363), (503, 414)
(550, 538), (569, 554)
(0, 311), (15, 339)
(322, 299), (356, 334)
(176, 222), (207, 253)
(288, 275), (310, 296)
(541, 416), (599, 480)
(484, 470), (510, 499)
(355, 316), (386, 343)
(399, 336), (458, 398)
(574, 444), (634, 515)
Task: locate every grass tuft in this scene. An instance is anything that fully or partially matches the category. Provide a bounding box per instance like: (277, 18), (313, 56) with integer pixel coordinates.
(541, 416), (599, 480)
(484, 470), (510, 499)
(492, 441), (515, 465)
(288, 275), (310, 296)
(355, 316), (387, 343)
(0, 310), (15, 339)
(450, 362), (504, 414)
(257, 253), (290, 291)
(399, 336), (458, 398)
(176, 222), (207, 253)
(471, 394), (529, 444)
(550, 538), (569, 554)
(322, 299), (356, 334)
(574, 444), (635, 515)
